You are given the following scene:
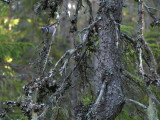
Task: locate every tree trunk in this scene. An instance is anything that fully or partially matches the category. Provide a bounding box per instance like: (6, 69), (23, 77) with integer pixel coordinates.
(95, 0), (125, 119)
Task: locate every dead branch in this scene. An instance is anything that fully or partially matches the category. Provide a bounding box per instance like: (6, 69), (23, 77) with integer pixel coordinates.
(86, 81), (107, 119)
(137, 0), (145, 77)
(126, 99), (147, 109)
(144, 3), (160, 27)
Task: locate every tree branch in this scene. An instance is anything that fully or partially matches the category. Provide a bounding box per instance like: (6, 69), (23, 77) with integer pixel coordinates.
(126, 99), (147, 109)
(86, 81), (107, 118)
(137, 0), (145, 77)
(144, 3), (160, 27)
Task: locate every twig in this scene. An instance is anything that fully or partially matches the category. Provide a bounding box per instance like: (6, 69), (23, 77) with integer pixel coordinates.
(144, 4), (160, 12)
(126, 98), (147, 109)
(143, 3), (160, 26)
(89, 81), (106, 114)
(120, 32), (136, 46)
(79, 17), (101, 33)
(52, 47), (89, 98)
(36, 106), (49, 119)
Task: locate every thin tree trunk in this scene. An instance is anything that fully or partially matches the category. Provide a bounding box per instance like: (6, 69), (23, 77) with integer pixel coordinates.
(95, 0), (125, 119)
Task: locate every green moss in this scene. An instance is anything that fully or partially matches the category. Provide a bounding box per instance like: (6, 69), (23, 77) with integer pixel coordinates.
(81, 90), (95, 105)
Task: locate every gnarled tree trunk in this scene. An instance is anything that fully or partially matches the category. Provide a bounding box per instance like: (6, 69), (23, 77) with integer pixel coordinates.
(95, 0), (125, 119)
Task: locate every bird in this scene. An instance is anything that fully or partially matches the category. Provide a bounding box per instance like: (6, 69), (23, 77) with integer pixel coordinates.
(1, 0), (10, 4)
(41, 25), (56, 34)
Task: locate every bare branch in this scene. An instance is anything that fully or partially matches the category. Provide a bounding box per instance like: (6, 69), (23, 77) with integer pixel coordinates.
(87, 81), (106, 116)
(120, 32), (136, 46)
(79, 17), (101, 33)
(126, 99), (147, 109)
(144, 4), (160, 12)
(143, 3), (160, 26)
(94, 81), (106, 109)
(137, 0), (145, 77)
(86, 81), (107, 119)
(144, 3), (157, 20)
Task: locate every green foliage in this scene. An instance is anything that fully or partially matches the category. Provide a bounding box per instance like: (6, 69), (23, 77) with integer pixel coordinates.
(52, 107), (67, 120)
(115, 110), (135, 120)
(0, 1), (36, 119)
(126, 72), (145, 85)
(145, 27), (160, 73)
(82, 95), (93, 105)
(144, 27), (160, 44)
(0, 42), (34, 61)
(121, 25), (134, 35)
(122, 44), (137, 73)
(0, 2), (9, 16)
(0, 78), (27, 119)
(81, 89), (95, 105)
(0, 78), (25, 101)
(149, 44), (160, 58)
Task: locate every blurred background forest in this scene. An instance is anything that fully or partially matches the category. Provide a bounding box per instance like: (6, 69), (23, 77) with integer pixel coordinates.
(0, 0), (160, 119)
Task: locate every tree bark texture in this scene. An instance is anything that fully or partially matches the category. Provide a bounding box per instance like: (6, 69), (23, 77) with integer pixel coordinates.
(95, 0), (125, 119)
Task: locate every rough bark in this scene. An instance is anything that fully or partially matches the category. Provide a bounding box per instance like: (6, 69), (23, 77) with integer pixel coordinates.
(95, 0), (125, 119)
